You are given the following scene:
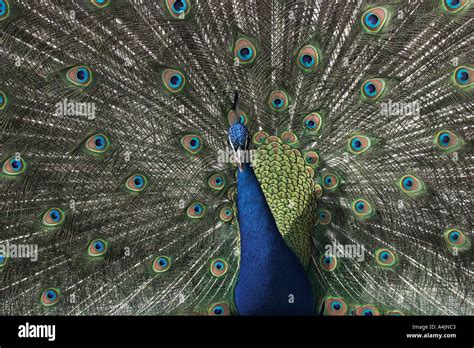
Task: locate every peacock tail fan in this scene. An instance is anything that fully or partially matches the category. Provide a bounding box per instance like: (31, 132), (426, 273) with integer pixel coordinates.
(0, 0), (472, 315)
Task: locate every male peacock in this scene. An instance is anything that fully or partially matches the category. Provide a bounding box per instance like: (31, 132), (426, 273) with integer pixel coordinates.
(0, 0), (472, 316)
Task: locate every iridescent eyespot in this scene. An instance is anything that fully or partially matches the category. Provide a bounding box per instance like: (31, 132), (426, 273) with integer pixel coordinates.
(181, 134), (203, 155)
(351, 199), (374, 219)
(210, 259), (228, 277)
(90, 0), (110, 8)
(253, 130), (269, 145)
(322, 173), (339, 191)
(67, 66), (93, 87)
(361, 78), (386, 100)
(304, 151), (319, 168)
(87, 238), (108, 257)
(375, 248), (397, 268)
(398, 175), (424, 196)
(40, 288), (60, 307)
(0, 90), (8, 110)
(152, 256), (171, 273)
(161, 68), (186, 93)
(42, 208), (66, 227)
(85, 133), (110, 154)
(125, 174), (148, 192)
(434, 130), (463, 152)
(165, 0), (191, 18)
(227, 186), (236, 201)
(208, 173), (225, 191)
(234, 37), (257, 64)
(208, 303), (229, 316)
(314, 184), (323, 198)
(355, 305), (380, 316)
(219, 206), (234, 222)
(361, 7), (388, 33)
(443, 228), (470, 252)
(441, 0), (469, 13)
(228, 109), (248, 125)
(280, 131), (297, 146)
(324, 297), (347, 316)
(0, 0), (10, 21)
(2, 156), (26, 176)
(268, 90), (290, 112)
(348, 134), (371, 155)
(387, 310), (404, 316)
(296, 45), (320, 73)
(302, 112), (323, 133)
(453, 66), (473, 88)
(0, 252), (8, 268)
(320, 254), (337, 272)
(187, 202), (206, 219)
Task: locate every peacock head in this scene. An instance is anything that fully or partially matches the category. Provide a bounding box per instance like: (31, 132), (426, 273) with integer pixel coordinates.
(228, 122), (250, 171)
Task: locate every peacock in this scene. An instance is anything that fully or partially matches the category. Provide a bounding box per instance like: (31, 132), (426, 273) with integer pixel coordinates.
(0, 0), (472, 316)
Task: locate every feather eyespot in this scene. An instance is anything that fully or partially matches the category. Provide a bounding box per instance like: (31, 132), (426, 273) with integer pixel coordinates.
(234, 37), (257, 64)
(322, 173), (339, 191)
(320, 254), (337, 272)
(181, 134), (203, 155)
(166, 0), (191, 18)
(386, 310), (404, 316)
(90, 0), (110, 8)
(152, 256), (171, 273)
(351, 199), (374, 219)
(2, 156), (26, 176)
(398, 175), (424, 196)
(0, 251), (8, 269)
(280, 131), (298, 146)
(208, 173), (225, 190)
(324, 297), (347, 316)
(297, 45), (320, 73)
(0, 90), (8, 110)
(161, 68), (186, 93)
(348, 135), (371, 155)
(85, 133), (110, 154)
(40, 288), (60, 307)
(87, 239), (108, 257)
(228, 109), (248, 125)
(268, 90), (290, 112)
(187, 202), (206, 219)
(361, 78), (386, 100)
(361, 7), (388, 33)
(442, 0), (469, 13)
(0, 0), (10, 21)
(375, 248), (397, 268)
(355, 305), (380, 316)
(453, 66), (473, 88)
(253, 130), (269, 145)
(302, 112), (323, 133)
(318, 210), (332, 225)
(208, 303), (229, 316)
(219, 206), (234, 222)
(125, 174), (148, 192)
(434, 130), (463, 152)
(42, 208), (66, 227)
(67, 66), (93, 87)
(444, 228), (470, 252)
(210, 259), (228, 277)
(304, 151), (319, 168)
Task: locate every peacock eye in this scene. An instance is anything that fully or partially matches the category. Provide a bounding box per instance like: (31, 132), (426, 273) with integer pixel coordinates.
(351, 199), (374, 219)
(2, 156), (26, 176)
(442, 0), (468, 13)
(0, 252), (8, 268)
(434, 130), (462, 152)
(387, 310), (404, 316)
(87, 239), (108, 257)
(268, 90), (290, 111)
(398, 174), (424, 196)
(40, 288), (60, 306)
(303, 151), (319, 168)
(162, 69), (186, 93)
(181, 134), (203, 155)
(85, 133), (110, 154)
(302, 112), (323, 133)
(91, 0), (110, 8)
(297, 45), (320, 72)
(0, 90), (8, 110)
(252, 130), (269, 145)
(361, 78), (386, 100)
(375, 248), (397, 268)
(324, 297), (347, 316)
(355, 305), (380, 316)
(348, 135), (371, 155)
(42, 208), (66, 227)
(443, 228), (469, 252)
(234, 37), (257, 64)
(320, 254), (337, 272)
(322, 173), (339, 191)
(125, 174), (148, 192)
(152, 256), (171, 273)
(210, 259), (228, 277)
(219, 206), (234, 222)
(361, 7), (388, 33)
(166, 0), (191, 18)
(208, 173), (226, 190)
(280, 131), (298, 146)
(228, 109), (248, 125)
(453, 66), (473, 88)
(0, 0), (10, 21)
(67, 66), (93, 87)
(208, 303), (229, 316)
(187, 202), (206, 219)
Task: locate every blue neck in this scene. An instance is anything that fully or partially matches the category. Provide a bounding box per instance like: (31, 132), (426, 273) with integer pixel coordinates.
(234, 163), (314, 315)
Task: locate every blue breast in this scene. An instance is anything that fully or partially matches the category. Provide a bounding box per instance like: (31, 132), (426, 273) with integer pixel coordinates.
(234, 163), (314, 315)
